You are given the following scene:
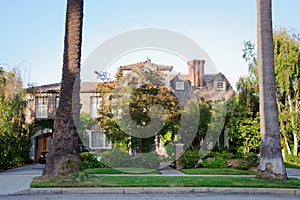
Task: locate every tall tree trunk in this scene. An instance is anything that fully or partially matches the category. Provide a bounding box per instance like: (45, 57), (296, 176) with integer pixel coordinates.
(256, 0), (287, 180)
(43, 0), (84, 177)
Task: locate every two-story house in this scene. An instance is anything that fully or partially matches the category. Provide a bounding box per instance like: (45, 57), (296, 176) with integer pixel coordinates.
(26, 82), (112, 162)
(27, 59), (234, 161)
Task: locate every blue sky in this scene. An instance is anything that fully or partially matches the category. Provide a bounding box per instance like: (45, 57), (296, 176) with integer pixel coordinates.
(1, 0), (300, 89)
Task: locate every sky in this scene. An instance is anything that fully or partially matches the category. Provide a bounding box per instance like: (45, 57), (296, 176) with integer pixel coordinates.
(1, 0), (300, 90)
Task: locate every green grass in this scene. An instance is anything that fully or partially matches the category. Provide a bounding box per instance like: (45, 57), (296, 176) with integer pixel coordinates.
(83, 168), (160, 174)
(285, 162), (300, 169)
(180, 168), (255, 175)
(31, 174), (300, 189)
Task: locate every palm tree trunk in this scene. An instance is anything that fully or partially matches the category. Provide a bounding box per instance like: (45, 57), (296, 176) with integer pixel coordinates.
(256, 0), (287, 180)
(43, 0), (84, 177)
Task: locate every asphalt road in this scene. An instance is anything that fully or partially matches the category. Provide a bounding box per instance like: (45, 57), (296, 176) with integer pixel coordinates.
(0, 194), (299, 200)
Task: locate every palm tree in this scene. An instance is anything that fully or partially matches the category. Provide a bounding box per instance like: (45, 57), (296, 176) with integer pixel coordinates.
(43, 0), (84, 177)
(256, 0), (287, 180)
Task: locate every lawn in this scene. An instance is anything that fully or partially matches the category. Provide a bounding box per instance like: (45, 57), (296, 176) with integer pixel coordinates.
(83, 168), (160, 174)
(180, 168), (255, 175)
(31, 174), (300, 189)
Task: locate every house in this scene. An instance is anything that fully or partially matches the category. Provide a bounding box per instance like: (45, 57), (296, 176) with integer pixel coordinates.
(112, 59), (235, 154)
(26, 82), (111, 162)
(27, 59), (234, 161)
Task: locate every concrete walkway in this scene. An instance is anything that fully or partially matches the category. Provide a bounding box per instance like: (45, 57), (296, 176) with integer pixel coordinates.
(0, 164), (43, 195)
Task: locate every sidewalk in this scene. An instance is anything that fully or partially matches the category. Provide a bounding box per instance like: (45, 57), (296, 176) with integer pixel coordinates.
(1, 164), (300, 196)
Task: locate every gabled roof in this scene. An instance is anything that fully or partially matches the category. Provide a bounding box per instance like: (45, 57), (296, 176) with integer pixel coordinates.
(25, 82), (99, 93)
(119, 61), (173, 72)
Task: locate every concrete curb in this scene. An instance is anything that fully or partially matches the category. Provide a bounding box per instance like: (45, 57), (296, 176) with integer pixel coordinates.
(13, 187), (300, 196)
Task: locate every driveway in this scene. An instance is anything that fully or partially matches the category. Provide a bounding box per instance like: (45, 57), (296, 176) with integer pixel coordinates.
(0, 164), (44, 195)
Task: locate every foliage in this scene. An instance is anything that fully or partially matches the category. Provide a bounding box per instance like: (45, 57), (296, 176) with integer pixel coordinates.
(99, 148), (160, 169)
(226, 41), (261, 156)
(179, 149), (199, 169)
(191, 98), (212, 149)
(79, 152), (105, 170)
(165, 141), (175, 159)
(133, 152), (160, 169)
(99, 148), (131, 168)
(211, 151), (234, 160)
(202, 156), (227, 168)
(96, 66), (181, 153)
(229, 28), (300, 160)
(0, 68), (32, 169)
(273, 28), (300, 157)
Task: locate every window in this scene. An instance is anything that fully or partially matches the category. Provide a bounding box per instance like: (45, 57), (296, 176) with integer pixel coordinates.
(55, 97), (60, 108)
(175, 81), (185, 90)
(216, 81), (226, 91)
(84, 130), (111, 149)
(90, 96), (102, 118)
(36, 97), (48, 118)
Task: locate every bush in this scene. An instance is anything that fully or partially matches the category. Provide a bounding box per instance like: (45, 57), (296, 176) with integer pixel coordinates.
(227, 159), (251, 170)
(100, 148), (131, 168)
(133, 153), (160, 169)
(165, 141), (175, 160)
(213, 152), (234, 159)
(243, 152), (258, 167)
(80, 152), (104, 170)
(284, 154), (300, 164)
(202, 156), (227, 168)
(179, 149), (199, 169)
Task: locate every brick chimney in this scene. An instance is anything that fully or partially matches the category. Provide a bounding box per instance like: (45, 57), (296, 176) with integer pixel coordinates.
(187, 60), (195, 86)
(198, 60), (206, 88)
(187, 59), (206, 87)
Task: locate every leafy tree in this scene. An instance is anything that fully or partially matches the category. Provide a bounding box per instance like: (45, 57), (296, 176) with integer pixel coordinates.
(226, 41), (260, 156)
(0, 68), (31, 169)
(97, 66), (181, 153)
(274, 28), (300, 157)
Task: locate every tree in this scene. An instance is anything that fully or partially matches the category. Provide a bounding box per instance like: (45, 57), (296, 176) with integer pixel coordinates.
(43, 0), (84, 177)
(256, 0), (287, 180)
(96, 66), (181, 153)
(227, 41), (261, 156)
(0, 68), (31, 169)
(274, 28), (300, 157)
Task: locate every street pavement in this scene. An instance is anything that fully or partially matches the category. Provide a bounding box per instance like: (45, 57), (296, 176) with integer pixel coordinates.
(0, 164), (299, 196)
(0, 193), (299, 200)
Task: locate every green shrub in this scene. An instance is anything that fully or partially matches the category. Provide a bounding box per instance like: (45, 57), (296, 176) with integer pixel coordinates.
(243, 152), (258, 166)
(214, 152), (234, 159)
(100, 148), (131, 168)
(227, 159), (251, 170)
(179, 149), (199, 169)
(133, 153), (160, 169)
(80, 152), (104, 170)
(202, 157), (227, 168)
(284, 154), (300, 164)
(165, 141), (175, 160)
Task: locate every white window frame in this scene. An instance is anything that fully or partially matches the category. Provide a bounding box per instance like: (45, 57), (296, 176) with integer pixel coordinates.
(36, 97), (48, 118)
(55, 97), (60, 109)
(215, 81), (226, 91)
(84, 130), (111, 150)
(90, 96), (102, 118)
(175, 81), (185, 90)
